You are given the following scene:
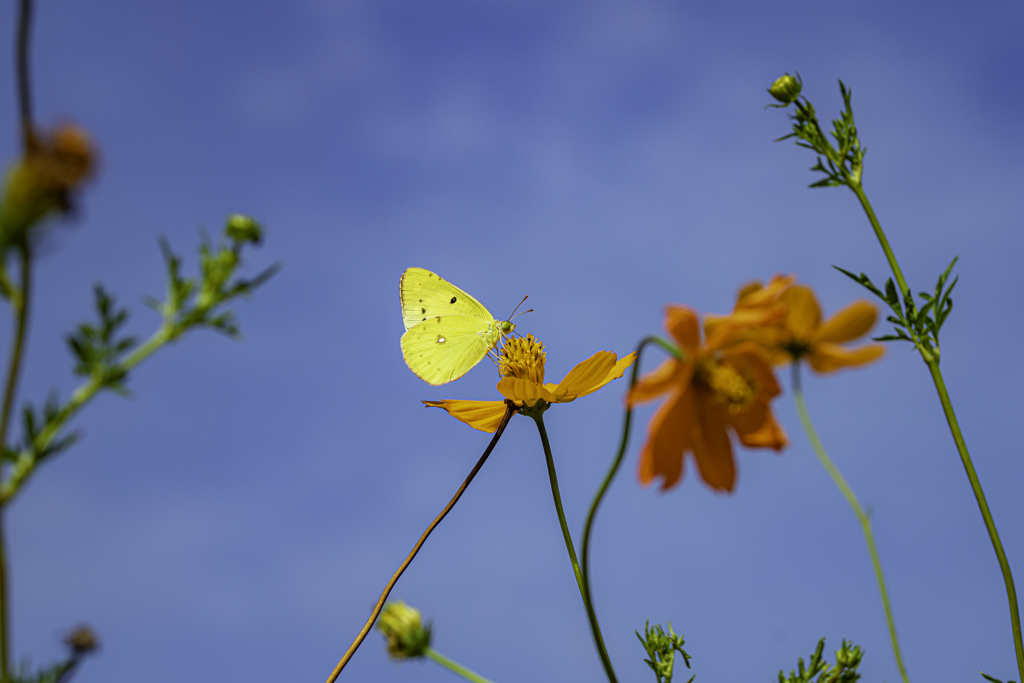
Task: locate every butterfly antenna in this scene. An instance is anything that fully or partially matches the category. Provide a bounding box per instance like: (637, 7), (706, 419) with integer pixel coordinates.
(507, 295), (531, 322)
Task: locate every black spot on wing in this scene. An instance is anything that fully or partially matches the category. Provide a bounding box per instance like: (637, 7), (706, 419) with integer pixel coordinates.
(421, 307), (426, 314)
(450, 296), (457, 304)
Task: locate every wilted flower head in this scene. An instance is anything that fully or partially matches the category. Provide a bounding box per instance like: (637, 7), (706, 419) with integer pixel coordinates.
(0, 123), (96, 245)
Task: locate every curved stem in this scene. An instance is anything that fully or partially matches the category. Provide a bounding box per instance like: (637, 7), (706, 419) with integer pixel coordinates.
(325, 403), (516, 683)
(532, 413), (618, 683)
(926, 361), (1023, 679)
(791, 363), (910, 683)
(0, 247), (30, 683)
(425, 649), (497, 683)
(580, 337), (681, 626)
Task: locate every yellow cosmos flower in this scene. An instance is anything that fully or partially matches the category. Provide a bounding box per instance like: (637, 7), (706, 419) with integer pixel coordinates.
(424, 334), (636, 431)
(628, 306), (787, 492)
(745, 283), (886, 373)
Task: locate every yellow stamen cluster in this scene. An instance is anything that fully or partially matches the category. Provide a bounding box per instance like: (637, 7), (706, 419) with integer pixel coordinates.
(499, 334), (546, 384)
(697, 358), (757, 415)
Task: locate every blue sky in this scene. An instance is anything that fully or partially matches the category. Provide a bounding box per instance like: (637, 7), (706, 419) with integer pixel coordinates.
(1, 0), (1023, 681)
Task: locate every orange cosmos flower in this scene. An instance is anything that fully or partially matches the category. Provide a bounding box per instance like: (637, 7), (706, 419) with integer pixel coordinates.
(629, 306), (787, 492)
(741, 283), (885, 373)
(425, 334), (635, 431)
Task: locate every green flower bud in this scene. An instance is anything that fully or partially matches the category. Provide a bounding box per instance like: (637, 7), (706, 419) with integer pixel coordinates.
(225, 214), (263, 245)
(377, 601), (432, 660)
(768, 73), (802, 105)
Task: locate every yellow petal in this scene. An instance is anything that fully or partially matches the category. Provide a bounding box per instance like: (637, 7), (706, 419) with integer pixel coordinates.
(780, 285), (821, 340)
(813, 300), (878, 344)
(553, 351), (636, 402)
(496, 377), (557, 406)
(637, 386), (695, 491)
(807, 342), (885, 373)
(423, 399), (509, 432)
(552, 351), (617, 399)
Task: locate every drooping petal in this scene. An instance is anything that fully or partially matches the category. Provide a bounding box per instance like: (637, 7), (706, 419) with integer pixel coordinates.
(628, 358), (690, 406)
(813, 300), (878, 344)
(423, 399), (510, 432)
(732, 399), (788, 450)
(691, 397), (736, 492)
(496, 377), (558, 406)
(780, 285), (821, 340)
(664, 305), (701, 356)
(807, 342), (886, 373)
(637, 387), (695, 491)
(721, 342), (782, 397)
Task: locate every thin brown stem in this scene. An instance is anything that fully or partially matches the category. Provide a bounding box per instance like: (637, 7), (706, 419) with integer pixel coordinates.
(16, 0), (35, 149)
(324, 402), (516, 682)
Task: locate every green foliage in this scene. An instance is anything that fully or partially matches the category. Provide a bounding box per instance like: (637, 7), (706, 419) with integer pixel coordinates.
(835, 256), (958, 363)
(778, 638), (863, 683)
(774, 80), (865, 188)
(637, 621), (693, 683)
(66, 285), (136, 391)
(150, 220), (279, 339)
(0, 215), (278, 505)
(981, 672), (1018, 683)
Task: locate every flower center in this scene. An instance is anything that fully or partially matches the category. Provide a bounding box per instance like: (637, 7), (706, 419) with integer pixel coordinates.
(499, 334), (545, 384)
(696, 357), (758, 415)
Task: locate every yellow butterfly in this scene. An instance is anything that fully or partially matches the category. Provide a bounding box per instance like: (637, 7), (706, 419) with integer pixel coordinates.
(399, 267), (517, 385)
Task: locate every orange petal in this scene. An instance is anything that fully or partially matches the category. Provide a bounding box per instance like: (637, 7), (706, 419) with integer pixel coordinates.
(496, 377), (557, 406)
(423, 399), (510, 432)
(664, 306), (700, 356)
(736, 273), (795, 309)
(814, 300), (878, 344)
(807, 342), (886, 373)
(628, 358), (691, 406)
(691, 396), (737, 492)
(704, 305), (787, 352)
(637, 387), (695, 491)
(732, 398), (787, 450)
(780, 285), (821, 340)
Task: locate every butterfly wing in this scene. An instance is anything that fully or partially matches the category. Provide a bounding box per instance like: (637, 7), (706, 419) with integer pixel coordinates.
(399, 267), (495, 332)
(402, 315), (498, 385)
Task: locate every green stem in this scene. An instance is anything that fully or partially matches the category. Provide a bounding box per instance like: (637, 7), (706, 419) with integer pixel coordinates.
(849, 181), (1024, 680)
(926, 360), (1023, 678)
(425, 648), (497, 683)
(580, 337), (682, 630)
(848, 182), (910, 299)
(0, 247), (30, 683)
(532, 413), (618, 683)
(791, 363), (910, 683)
